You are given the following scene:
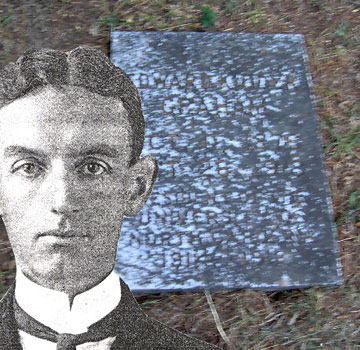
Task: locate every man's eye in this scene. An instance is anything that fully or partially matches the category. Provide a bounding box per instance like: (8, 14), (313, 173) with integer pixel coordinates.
(13, 162), (44, 178)
(79, 162), (109, 176)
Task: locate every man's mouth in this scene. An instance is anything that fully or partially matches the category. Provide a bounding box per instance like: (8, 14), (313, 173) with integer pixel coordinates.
(37, 230), (88, 239)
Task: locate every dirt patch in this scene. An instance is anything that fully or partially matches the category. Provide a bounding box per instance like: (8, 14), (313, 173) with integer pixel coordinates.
(0, 0), (359, 348)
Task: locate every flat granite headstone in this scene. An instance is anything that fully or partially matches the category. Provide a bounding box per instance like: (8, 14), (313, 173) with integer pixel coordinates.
(111, 32), (342, 293)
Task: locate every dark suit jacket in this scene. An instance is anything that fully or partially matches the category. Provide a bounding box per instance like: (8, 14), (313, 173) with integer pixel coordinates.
(0, 278), (220, 350)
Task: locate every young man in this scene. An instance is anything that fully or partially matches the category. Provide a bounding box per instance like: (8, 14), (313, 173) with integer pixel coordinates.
(0, 47), (220, 349)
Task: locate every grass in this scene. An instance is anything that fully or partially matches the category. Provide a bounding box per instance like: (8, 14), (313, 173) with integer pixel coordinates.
(0, 15), (13, 28)
(348, 190), (360, 223)
(224, 0), (238, 16)
(108, 2), (360, 348)
(97, 15), (124, 30)
(0, 0), (359, 349)
(327, 124), (360, 159)
(198, 5), (218, 28)
(140, 300), (160, 308)
(309, 1), (331, 11)
(333, 21), (359, 47)
(244, 6), (268, 26)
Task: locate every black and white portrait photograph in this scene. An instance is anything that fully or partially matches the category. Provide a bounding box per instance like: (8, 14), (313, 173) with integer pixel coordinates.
(0, 1), (358, 350)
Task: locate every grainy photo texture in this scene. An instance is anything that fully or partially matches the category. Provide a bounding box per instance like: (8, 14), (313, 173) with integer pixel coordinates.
(0, 47), (220, 350)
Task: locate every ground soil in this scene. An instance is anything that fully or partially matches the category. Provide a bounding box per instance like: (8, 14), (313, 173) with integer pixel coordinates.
(0, 1), (359, 349)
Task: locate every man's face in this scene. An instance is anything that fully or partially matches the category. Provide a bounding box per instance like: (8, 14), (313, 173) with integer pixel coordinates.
(0, 86), (135, 291)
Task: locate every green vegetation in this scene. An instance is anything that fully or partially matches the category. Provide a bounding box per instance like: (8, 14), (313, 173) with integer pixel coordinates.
(97, 16), (124, 30)
(140, 300), (160, 308)
(198, 5), (218, 28)
(310, 1), (331, 11)
(0, 15), (13, 28)
(348, 191), (360, 222)
(244, 6), (267, 26)
(0, 1), (359, 348)
(328, 124), (360, 158)
(224, 0), (238, 16)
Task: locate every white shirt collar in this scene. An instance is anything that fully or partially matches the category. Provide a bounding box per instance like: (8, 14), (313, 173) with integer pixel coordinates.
(15, 269), (121, 334)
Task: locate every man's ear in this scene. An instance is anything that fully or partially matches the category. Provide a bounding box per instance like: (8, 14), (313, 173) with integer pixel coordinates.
(124, 155), (158, 217)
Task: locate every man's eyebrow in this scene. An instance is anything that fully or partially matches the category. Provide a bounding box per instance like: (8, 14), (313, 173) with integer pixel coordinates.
(74, 144), (120, 158)
(3, 144), (121, 158)
(3, 146), (47, 158)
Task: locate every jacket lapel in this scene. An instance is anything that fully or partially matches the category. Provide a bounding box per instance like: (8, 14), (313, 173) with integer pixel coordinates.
(0, 284), (22, 349)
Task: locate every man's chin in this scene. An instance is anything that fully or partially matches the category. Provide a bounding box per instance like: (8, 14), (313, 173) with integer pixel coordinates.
(21, 253), (83, 284)
(20, 259), (111, 297)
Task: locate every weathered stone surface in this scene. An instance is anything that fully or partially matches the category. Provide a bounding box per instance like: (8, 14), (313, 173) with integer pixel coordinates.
(111, 32), (342, 293)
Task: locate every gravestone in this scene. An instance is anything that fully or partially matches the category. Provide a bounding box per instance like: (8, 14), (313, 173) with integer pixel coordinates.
(111, 32), (342, 293)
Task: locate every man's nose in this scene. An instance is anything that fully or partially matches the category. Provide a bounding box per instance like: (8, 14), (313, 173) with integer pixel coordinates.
(44, 161), (79, 215)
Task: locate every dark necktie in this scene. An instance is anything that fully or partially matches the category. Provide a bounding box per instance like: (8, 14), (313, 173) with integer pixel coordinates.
(13, 297), (119, 350)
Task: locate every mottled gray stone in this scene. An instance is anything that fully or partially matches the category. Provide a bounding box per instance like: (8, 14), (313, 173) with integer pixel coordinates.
(111, 32), (342, 293)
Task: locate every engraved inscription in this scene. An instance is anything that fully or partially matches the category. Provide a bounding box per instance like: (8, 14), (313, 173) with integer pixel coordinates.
(112, 32), (341, 291)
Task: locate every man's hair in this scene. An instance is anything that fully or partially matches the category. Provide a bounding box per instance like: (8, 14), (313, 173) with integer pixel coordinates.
(0, 46), (144, 166)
